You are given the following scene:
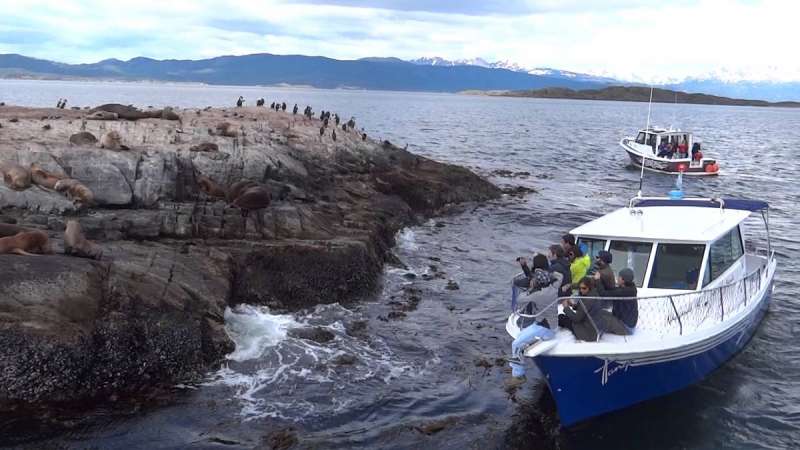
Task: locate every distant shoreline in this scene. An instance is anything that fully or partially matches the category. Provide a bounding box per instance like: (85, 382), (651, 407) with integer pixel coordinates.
(462, 86), (800, 108)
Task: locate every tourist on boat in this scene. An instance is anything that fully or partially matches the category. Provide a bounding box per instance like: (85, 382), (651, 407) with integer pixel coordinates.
(591, 250), (616, 291)
(559, 277), (631, 341)
(657, 140), (670, 157)
(508, 269), (563, 380)
(560, 233), (575, 253)
(692, 142), (702, 160)
(548, 245), (572, 291)
(595, 267), (639, 330)
(564, 244), (591, 293)
(678, 139), (689, 158)
(511, 254), (548, 310)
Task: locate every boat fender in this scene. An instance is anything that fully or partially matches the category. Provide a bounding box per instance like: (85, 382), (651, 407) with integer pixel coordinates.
(705, 163), (719, 173)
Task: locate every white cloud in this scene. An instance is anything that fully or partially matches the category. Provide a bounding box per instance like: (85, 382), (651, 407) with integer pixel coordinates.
(0, 0), (797, 82)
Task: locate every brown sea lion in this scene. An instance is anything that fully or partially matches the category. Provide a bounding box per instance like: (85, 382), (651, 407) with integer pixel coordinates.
(197, 175), (227, 199)
(226, 180), (259, 204)
(99, 130), (129, 150)
(0, 162), (32, 190)
(30, 163), (64, 190)
(64, 220), (103, 260)
(90, 104), (149, 120)
(86, 111), (119, 121)
(69, 131), (98, 145)
(0, 230), (53, 256)
(189, 142), (219, 152)
(232, 185), (271, 211)
(54, 178), (95, 207)
(215, 122), (239, 138)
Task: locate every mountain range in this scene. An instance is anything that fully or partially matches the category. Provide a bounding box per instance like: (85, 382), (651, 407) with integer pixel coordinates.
(0, 53), (605, 93)
(409, 57), (800, 102)
(1, 53), (799, 102)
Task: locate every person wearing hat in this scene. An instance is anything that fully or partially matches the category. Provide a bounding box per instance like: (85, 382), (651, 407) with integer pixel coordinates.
(592, 250), (616, 291)
(596, 267), (639, 330)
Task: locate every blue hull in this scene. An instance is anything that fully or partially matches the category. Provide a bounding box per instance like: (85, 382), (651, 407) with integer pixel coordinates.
(535, 282), (772, 427)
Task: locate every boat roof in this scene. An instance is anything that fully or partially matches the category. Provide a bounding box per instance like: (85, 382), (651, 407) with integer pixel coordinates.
(571, 200), (755, 243)
(638, 127), (690, 136)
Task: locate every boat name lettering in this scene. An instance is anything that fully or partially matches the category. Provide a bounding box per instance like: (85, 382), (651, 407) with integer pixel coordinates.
(594, 359), (631, 385)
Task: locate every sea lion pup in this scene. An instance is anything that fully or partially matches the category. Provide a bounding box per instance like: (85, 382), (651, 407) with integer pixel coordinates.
(64, 220), (103, 260)
(54, 178), (95, 208)
(0, 230), (53, 256)
(30, 163), (65, 190)
(0, 162), (32, 190)
(188, 142), (219, 152)
(197, 175), (227, 199)
(226, 180), (259, 204)
(99, 130), (129, 150)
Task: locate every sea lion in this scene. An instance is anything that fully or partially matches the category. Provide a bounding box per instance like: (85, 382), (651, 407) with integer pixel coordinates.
(189, 142), (219, 152)
(90, 104), (149, 120)
(86, 111), (119, 121)
(30, 163), (64, 190)
(0, 162), (32, 190)
(226, 180), (259, 204)
(215, 122), (238, 138)
(197, 175), (227, 199)
(64, 220), (103, 260)
(69, 131), (98, 146)
(232, 185), (271, 210)
(160, 107), (180, 121)
(0, 230), (53, 256)
(99, 130), (129, 150)
(54, 178), (95, 207)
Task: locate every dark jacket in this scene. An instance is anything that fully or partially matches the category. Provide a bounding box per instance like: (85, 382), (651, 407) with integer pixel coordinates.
(597, 265), (616, 291)
(597, 282), (639, 328)
(562, 290), (603, 341)
(549, 257), (572, 290)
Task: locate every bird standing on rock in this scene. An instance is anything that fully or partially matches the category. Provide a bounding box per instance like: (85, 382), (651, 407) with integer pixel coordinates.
(293, 104), (298, 115)
(281, 102), (287, 111)
(236, 96), (244, 107)
(332, 129), (337, 141)
(319, 126), (325, 137)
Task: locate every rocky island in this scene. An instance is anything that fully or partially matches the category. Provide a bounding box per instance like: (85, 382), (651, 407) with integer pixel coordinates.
(0, 103), (500, 414)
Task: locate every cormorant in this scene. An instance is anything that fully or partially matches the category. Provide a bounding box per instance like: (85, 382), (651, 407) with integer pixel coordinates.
(236, 96), (244, 107)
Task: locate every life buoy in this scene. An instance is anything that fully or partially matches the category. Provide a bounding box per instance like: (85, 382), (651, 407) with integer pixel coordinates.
(705, 163), (719, 173)
(677, 163), (688, 172)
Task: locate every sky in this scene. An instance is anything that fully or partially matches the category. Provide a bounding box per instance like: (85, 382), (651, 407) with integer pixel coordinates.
(0, 0), (798, 83)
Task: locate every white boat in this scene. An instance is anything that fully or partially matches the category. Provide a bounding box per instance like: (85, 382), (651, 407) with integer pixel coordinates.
(506, 194), (775, 426)
(620, 127), (720, 176)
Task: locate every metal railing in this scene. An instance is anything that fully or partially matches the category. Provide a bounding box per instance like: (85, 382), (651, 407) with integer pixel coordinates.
(512, 256), (772, 342)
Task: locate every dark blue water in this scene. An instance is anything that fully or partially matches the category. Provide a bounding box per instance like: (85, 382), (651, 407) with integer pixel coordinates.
(2, 80), (798, 449)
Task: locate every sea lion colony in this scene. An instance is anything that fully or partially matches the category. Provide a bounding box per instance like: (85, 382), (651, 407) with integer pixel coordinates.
(0, 99), (367, 259)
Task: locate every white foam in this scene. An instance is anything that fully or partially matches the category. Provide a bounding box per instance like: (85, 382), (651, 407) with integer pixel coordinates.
(397, 228), (419, 251)
(224, 304), (298, 362)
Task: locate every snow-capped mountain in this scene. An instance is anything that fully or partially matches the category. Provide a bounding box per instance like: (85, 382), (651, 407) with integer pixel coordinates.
(409, 57), (619, 84)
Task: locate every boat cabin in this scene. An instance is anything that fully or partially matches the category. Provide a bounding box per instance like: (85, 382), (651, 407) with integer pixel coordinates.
(632, 128), (695, 155)
(570, 199), (764, 297)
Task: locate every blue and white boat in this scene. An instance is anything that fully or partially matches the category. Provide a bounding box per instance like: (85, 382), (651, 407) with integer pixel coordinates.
(506, 195), (776, 427)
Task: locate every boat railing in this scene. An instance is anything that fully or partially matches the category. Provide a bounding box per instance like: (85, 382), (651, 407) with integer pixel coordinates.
(512, 257), (772, 342)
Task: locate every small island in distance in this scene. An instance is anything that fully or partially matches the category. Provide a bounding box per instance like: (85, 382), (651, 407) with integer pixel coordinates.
(464, 86), (800, 108)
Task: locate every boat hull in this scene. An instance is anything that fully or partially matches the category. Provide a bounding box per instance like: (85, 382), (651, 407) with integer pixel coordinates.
(621, 141), (719, 176)
(535, 281), (772, 427)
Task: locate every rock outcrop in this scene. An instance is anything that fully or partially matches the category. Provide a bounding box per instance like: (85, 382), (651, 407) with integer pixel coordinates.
(0, 104), (500, 412)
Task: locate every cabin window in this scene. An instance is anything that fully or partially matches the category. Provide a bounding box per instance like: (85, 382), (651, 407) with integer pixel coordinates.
(646, 134), (657, 148)
(608, 241), (652, 287)
(704, 226), (745, 286)
(577, 237), (607, 260)
(635, 132), (646, 144)
(648, 243), (705, 290)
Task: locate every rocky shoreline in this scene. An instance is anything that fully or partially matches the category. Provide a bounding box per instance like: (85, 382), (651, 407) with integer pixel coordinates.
(0, 104), (500, 413)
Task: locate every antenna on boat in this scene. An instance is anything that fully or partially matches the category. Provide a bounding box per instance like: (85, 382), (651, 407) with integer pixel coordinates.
(637, 86), (654, 198)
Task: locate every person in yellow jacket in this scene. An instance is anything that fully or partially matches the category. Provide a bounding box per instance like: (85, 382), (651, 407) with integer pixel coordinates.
(562, 244), (591, 294)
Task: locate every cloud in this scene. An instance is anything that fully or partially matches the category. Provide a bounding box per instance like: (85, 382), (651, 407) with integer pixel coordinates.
(0, 0), (797, 82)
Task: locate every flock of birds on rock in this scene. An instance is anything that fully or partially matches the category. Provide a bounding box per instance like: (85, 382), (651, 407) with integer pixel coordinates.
(234, 96), (367, 142)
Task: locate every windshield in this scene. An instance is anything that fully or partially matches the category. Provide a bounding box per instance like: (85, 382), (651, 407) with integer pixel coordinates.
(577, 237), (607, 260)
(649, 243), (706, 290)
(608, 241), (652, 287)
